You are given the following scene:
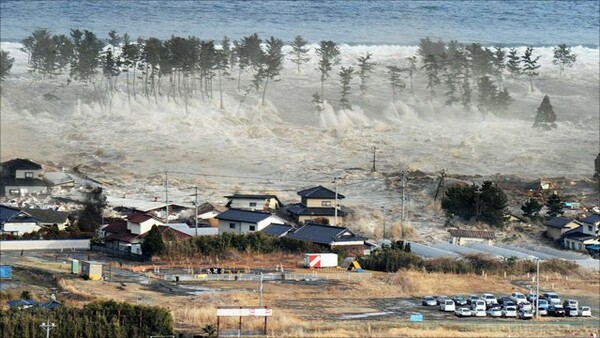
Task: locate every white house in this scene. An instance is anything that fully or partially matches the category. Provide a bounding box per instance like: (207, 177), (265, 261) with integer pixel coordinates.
(0, 205), (41, 236)
(126, 213), (163, 235)
(216, 209), (286, 235)
(224, 194), (283, 211)
(562, 214), (600, 251)
(1, 158), (48, 196)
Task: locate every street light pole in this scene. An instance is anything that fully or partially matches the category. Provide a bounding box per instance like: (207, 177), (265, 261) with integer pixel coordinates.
(40, 319), (56, 338)
(194, 186), (199, 237)
(333, 177), (340, 226)
(535, 258), (540, 319)
(381, 205), (386, 239)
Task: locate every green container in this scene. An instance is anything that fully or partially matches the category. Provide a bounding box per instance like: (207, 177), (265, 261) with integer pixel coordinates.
(71, 259), (80, 274)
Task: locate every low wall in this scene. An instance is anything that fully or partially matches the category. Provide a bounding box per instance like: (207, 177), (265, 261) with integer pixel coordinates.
(0, 239), (90, 251)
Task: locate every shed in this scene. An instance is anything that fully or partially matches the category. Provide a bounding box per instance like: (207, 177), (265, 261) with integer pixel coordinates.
(70, 259), (81, 275)
(448, 228), (496, 245)
(81, 261), (103, 280)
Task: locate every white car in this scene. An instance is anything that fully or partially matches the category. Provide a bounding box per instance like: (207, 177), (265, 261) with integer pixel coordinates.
(543, 292), (561, 305)
(519, 301), (532, 311)
(481, 293), (498, 306)
(440, 299), (456, 312)
(455, 308), (472, 317)
(472, 308), (486, 317)
(518, 309), (533, 320)
(563, 299), (579, 309)
(580, 306), (592, 317)
(503, 306), (517, 318)
(511, 292), (527, 305)
(537, 306), (548, 316)
(486, 306), (503, 317)
(471, 299), (486, 312)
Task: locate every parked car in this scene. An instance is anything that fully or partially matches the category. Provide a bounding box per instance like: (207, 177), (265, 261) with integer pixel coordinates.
(452, 296), (468, 306)
(519, 301), (532, 311)
(548, 305), (566, 317)
(563, 299), (579, 309)
(440, 299), (456, 312)
(471, 300), (486, 312)
(486, 306), (503, 317)
(580, 306), (592, 317)
(498, 296), (513, 306)
(436, 295), (449, 305)
(537, 299), (549, 309)
(565, 306), (579, 317)
(471, 308), (486, 317)
(455, 308), (472, 317)
(518, 308), (533, 320)
(422, 296), (437, 306)
(511, 292), (527, 305)
(537, 306), (548, 316)
(481, 293), (498, 306)
(467, 294), (480, 305)
(526, 293), (537, 303)
(502, 306), (517, 318)
(543, 292), (561, 305)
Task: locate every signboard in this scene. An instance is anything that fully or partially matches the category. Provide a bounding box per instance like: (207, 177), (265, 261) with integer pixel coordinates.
(217, 308), (273, 317)
(409, 313), (423, 322)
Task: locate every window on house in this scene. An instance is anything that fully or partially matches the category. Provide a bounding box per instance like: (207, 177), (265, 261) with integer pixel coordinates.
(588, 225), (593, 232)
(321, 201), (332, 207)
(578, 243), (582, 250)
(229, 223), (236, 229)
(249, 225), (256, 231)
(249, 202), (257, 207)
(25, 172), (34, 178)
(8, 189), (19, 195)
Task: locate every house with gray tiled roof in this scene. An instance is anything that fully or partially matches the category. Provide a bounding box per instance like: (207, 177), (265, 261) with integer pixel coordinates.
(544, 216), (582, 240)
(448, 228), (496, 246)
(286, 222), (366, 251)
(287, 185), (347, 226)
(1, 158), (47, 196)
(216, 209), (287, 235)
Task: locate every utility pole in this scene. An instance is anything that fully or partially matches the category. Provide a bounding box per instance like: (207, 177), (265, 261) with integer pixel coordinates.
(381, 205), (386, 238)
(474, 185), (483, 222)
(400, 170), (406, 223)
(40, 319), (56, 338)
(372, 146), (377, 172)
(333, 177), (340, 225)
(535, 258), (540, 319)
(258, 272), (264, 307)
(165, 171), (169, 224)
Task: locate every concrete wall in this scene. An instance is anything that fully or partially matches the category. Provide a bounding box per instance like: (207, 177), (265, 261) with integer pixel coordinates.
(1, 222), (41, 236)
(0, 239), (90, 251)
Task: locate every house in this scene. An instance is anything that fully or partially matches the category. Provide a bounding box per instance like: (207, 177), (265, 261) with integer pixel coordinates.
(561, 214), (600, 251)
(106, 196), (192, 221)
(224, 194), (283, 211)
(286, 222), (367, 251)
(0, 205), (41, 236)
(196, 202), (225, 227)
(261, 223), (295, 238)
(215, 209), (286, 235)
(543, 216), (582, 240)
(0, 158), (48, 196)
(448, 228), (496, 245)
(21, 208), (70, 231)
(287, 185), (347, 225)
(166, 223), (219, 237)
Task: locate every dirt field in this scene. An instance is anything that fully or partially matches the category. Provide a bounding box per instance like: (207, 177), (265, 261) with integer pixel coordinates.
(2, 251), (599, 337)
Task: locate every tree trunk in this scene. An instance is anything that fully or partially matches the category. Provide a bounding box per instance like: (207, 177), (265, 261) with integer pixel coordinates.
(261, 77), (269, 106)
(218, 69), (224, 109)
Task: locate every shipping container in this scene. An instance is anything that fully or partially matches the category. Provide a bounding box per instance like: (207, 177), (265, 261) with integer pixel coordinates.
(81, 261), (103, 281)
(0, 265), (12, 279)
(303, 253), (338, 268)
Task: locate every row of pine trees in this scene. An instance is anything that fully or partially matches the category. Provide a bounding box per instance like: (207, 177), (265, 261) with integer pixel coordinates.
(0, 30), (578, 116)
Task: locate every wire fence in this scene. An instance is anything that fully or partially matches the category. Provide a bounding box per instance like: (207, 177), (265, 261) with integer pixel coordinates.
(159, 271), (372, 282)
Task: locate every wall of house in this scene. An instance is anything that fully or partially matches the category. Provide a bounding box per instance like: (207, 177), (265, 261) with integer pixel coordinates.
(0, 239), (90, 251)
(546, 227), (564, 240)
(582, 223), (598, 236)
(298, 215), (342, 226)
(3, 185), (47, 196)
(303, 198), (336, 208)
(1, 222), (41, 236)
(451, 237), (491, 246)
(563, 238), (585, 251)
(15, 169), (42, 179)
(127, 219), (161, 235)
(228, 198), (269, 211)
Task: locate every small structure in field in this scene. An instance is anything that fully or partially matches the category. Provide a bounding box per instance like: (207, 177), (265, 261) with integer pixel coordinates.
(448, 228), (496, 246)
(81, 261), (103, 281)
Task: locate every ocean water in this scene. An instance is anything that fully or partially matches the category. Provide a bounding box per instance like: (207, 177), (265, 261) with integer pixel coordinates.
(1, 0), (599, 46)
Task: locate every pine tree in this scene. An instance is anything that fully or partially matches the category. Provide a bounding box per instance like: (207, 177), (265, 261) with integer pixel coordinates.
(546, 192), (564, 217)
(141, 225), (165, 257)
(21, 29), (58, 77)
(506, 48), (521, 78)
(492, 47), (506, 84)
(521, 46), (541, 91)
(405, 56), (418, 93)
(70, 29), (104, 84)
(552, 43), (577, 76)
(339, 66), (354, 110)
(77, 185), (107, 234)
(0, 50), (14, 80)
(290, 35), (310, 73)
(386, 65), (405, 103)
(421, 53), (441, 94)
(477, 75), (498, 114)
(107, 30), (121, 46)
(315, 40), (340, 101)
(521, 198), (542, 217)
(256, 36), (284, 106)
(533, 95), (557, 129)
(356, 52), (375, 95)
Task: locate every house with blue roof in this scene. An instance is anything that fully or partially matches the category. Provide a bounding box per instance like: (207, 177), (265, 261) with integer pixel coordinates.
(0, 158), (48, 196)
(562, 213), (600, 252)
(0, 205), (42, 236)
(286, 222), (367, 252)
(543, 216), (581, 240)
(287, 185), (347, 226)
(215, 209), (287, 235)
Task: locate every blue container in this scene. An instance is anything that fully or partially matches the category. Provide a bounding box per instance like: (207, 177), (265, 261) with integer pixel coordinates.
(409, 313), (423, 322)
(0, 265), (12, 279)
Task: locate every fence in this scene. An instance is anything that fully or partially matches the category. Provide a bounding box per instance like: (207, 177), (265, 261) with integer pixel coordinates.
(90, 244), (149, 262)
(0, 239), (90, 251)
(160, 270), (372, 282)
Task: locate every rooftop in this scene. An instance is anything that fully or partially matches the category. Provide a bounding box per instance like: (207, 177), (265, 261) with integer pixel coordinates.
(287, 203), (347, 217)
(544, 216), (579, 229)
(448, 228), (496, 240)
(297, 185), (345, 200)
(1, 158), (43, 171)
(21, 208), (70, 224)
(261, 223), (294, 237)
(287, 222), (365, 245)
(215, 209), (275, 223)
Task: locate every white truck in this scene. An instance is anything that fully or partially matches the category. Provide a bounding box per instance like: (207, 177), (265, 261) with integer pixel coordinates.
(303, 253), (338, 268)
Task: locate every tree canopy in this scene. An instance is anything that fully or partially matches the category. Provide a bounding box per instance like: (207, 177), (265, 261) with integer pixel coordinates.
(442, 181), (508, 227)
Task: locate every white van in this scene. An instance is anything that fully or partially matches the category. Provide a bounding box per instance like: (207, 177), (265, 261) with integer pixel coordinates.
(440, 299), (456, 312)
(471, 299), (486, 311)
